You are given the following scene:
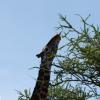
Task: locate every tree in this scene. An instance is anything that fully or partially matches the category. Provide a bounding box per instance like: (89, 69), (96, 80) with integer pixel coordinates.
(17, 15), (100, 100)
(50, 14), (100, 100)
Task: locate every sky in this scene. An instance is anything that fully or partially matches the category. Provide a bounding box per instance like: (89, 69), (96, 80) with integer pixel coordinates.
(0, 0), (100, 100)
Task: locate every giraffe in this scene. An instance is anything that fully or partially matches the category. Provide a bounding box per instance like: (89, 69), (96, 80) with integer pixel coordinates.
(30, 33), (61, 100)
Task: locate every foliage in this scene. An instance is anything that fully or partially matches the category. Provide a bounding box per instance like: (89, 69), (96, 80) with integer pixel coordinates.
(48, 83), (88, 100)
(17, 89), (31, 100)
(51, 14), (100, 100)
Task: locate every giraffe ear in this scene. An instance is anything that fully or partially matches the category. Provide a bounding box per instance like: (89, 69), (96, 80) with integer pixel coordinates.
(36, 52), (44, 58)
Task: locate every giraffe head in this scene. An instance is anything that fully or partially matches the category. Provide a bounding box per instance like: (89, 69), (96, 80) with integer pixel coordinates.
(36, 33), (61, 59)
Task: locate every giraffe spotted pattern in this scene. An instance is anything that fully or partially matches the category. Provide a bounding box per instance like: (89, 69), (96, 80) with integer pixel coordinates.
(30, 34), (61, 100)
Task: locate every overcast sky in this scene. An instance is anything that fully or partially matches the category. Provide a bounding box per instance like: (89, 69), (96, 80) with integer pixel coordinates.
(0, 0), (100, 100)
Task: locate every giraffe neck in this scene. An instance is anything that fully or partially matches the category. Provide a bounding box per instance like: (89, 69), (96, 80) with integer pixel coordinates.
(30, 59), (52, 100)
(30, 34), (61, 100)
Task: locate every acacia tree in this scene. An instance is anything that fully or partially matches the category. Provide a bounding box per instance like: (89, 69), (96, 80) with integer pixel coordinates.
(49, 15), (100, 100)
(17, 15), (100, 100)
